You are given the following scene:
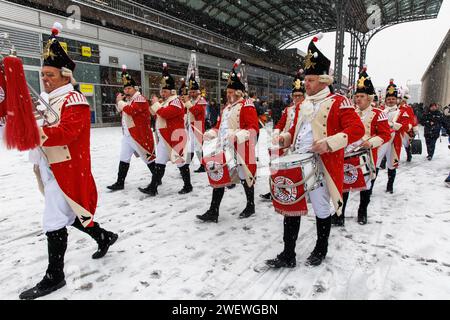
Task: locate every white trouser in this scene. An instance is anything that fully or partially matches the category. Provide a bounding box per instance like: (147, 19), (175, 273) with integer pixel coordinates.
(402, 134), (410, 148)
(119, 134), (151, 165)
(308, 171), (332, 219)
(155, 131), (185, 168)
(37, 156), (76, 233)
(187, 125), (203, 163)
(376, 133), (395, 170)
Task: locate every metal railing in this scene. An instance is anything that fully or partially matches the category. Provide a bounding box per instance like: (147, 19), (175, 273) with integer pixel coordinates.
(72, 0), (246, 55)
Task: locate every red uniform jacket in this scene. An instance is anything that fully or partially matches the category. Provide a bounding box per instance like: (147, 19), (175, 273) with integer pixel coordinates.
(392, 106), (411, 166)
(151, 95), (187, 163)
(121, 93), (155, 161)
(274, 102), (300, 133)
(188, 96), (207, 146)
(357, 107), (392, 167)
(280, 92), (365, 215)
(39, 90), (97, 227)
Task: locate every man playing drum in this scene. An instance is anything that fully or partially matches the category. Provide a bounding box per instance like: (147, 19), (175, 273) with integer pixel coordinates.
(259, 69), (305, 201)
(331, 67), (391, 226)
(266, 33), (365, 268)
(196, 59), (259, 222)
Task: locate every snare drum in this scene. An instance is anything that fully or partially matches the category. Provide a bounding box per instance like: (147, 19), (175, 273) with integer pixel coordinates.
(269, 153), (321, 216)
(343, 148), (375, 192)
(202, 139), (236, 188)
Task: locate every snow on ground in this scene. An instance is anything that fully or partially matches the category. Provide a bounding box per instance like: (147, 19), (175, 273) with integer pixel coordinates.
(0, 125), (449, 300)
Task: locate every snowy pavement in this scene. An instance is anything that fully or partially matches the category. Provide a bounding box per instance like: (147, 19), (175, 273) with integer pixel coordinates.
(0, 126), (449, 300)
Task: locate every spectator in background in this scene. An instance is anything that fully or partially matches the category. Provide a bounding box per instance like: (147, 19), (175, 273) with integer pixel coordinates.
(250, 92), (267, 129)
(271, 99), (284, 129)
(422, 103), (449, 160)
(442, 104), (450, 137)
(207, 99), (220, 129)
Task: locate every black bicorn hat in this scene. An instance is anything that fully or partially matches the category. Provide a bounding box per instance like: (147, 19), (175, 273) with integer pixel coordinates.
(226, 59), (246, 91)
(292, 69), (305, 94)
(161, 62), (175, 90)
(385, 78), (398, 98)
(303, 33), (331, 76)
(355, 65), (376, 95)
(42, 22), (76, 72)
(178, 78), (188, 96)
(121, 65), (137, 88)
(188, 71), (200, 91)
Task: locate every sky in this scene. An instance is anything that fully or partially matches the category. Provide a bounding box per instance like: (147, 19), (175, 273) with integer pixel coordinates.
(288, 0), (450, 89)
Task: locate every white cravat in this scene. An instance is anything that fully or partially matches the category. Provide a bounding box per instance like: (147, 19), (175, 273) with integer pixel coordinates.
(294, 87), (331, 154)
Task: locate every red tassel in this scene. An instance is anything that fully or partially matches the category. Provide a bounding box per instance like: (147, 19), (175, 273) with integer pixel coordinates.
(0, 66), (7, 118)
(3, 56), (39, 151)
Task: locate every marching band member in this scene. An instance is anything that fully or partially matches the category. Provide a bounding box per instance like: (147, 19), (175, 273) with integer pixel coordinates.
(107, 66), (156, 191)
(196, 59), (259, 222)
(331, 67), (391, 226)
(375, 79), (411, 193)
(399, 89), (418, 162)
(139, 63), (192, 196)
(184, 70), (207, 173)
(266, 34), (365, 268)
(20, 24), (118, 300)
(259, 69), (305, 201)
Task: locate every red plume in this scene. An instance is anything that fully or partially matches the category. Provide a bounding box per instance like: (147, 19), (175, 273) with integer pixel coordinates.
(312, 32), (324, 42)
(233, 59), (241, 69)
(3, 56), (39, 151)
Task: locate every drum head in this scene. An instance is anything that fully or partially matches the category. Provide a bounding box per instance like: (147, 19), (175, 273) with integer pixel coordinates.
(271, 153), (314, 165)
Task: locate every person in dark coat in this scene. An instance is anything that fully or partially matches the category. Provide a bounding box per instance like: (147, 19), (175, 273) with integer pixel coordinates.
(422, 103), (449, 160)
(208, 99), (220, 128)
(271, 99), (284, 128)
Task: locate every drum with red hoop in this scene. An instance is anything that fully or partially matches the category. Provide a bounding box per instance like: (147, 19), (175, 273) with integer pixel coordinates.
(269, 153), (322, 216)
(343, 148), (375, 192)
(202, 139), (237, 188)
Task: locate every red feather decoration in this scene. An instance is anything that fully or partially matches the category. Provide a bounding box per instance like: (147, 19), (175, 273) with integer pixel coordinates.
(3, 56), (40, 151)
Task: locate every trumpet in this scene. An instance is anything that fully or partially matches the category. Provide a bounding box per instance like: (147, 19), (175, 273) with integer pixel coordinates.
(0, 32), (60, 126)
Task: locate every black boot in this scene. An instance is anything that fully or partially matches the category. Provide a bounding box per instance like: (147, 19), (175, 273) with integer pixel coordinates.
(266, 217), (300, 268)
(331, 192), (348, 226)
(306, 216), (331, 267)
(178, 164), (193, 194)
(379, 157), (386, 169)
(406, 146), (412, 162)
(239, 181), (255, 219)
(259, 192), (272, 201)
(147, 162), (161, 186)
(194, 152), (206, 172)
(19, 228), (68, 300)
(357, 190), (371, 225)
(197, 187), (224, 223)
(138, 164), (166, 196)
(386, 168), (396, 194)
(72, 219), (118, 259)
(194, 164), (206, 173)
(107, 161), (129, 191)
